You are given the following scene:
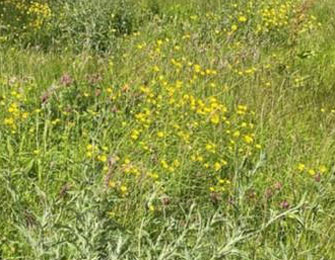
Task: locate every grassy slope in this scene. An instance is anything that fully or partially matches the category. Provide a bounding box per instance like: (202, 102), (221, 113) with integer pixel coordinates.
(1, 0), (335, 259)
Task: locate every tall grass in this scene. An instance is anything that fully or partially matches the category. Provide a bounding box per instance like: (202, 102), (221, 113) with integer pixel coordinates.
(1, 0), (335, 259)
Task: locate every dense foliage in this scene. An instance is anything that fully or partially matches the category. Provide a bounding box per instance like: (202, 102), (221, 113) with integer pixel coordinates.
(1, 0), (335, 259)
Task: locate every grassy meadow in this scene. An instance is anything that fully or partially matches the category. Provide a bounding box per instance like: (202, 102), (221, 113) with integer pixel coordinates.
(1, 0), (335, 259)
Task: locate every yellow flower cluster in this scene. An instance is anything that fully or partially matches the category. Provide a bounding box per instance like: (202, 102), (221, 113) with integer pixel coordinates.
(297, 163), (327, 176)
(1, 84), (29, 133)
(83, 34), (265, 198)
(1, 0), (52, 31)
(193, 0), (321, 40)
(27, 1), (52, 30)
(257, 1), (294, 32)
